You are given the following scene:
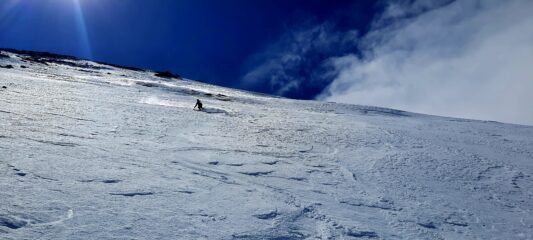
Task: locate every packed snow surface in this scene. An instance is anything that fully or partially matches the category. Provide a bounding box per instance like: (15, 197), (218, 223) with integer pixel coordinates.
(1, 50), (533, 239)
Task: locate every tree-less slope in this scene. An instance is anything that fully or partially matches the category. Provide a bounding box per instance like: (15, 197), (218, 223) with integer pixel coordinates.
(1, 50), (532, 239)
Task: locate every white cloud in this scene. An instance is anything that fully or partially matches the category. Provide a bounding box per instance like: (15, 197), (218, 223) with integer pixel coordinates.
(319, 0), (533, 125)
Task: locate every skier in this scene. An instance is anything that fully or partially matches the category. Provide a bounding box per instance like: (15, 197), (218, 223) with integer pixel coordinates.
(194, 99), (203, 111)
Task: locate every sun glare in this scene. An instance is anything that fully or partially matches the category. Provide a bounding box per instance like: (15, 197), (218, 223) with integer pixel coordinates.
(0, 0), (93, 59)
(72, 0), (93, 59)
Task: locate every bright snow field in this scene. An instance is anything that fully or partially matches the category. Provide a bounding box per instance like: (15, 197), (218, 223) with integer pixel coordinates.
(1, 50), (533, 239)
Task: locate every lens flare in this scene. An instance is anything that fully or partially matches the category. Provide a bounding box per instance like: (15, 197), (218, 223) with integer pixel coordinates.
(72, 0), (93, 59)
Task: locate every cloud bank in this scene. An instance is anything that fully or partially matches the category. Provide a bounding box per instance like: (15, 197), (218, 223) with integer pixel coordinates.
(243, 0), (533, 125)
(319, 0), (533, 125)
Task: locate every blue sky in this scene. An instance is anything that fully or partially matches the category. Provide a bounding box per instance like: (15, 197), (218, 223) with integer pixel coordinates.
(1, 0), (533, 125)
(0, 0), (375, 99)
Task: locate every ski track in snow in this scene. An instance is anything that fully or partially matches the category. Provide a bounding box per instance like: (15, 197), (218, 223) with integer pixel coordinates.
(1, 50), (533, 239)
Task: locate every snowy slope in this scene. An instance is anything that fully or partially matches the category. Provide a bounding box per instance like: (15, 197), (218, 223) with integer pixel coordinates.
(1, 50), (532, 240)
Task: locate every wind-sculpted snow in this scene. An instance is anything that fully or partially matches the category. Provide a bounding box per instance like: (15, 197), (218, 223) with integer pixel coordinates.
(1, 50), (533, 239)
